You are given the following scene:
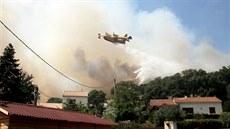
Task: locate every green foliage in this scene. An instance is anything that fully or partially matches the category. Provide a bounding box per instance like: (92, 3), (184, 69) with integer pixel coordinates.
(112, 121), (154, 129)
(63, 99), (88, 113)
(111, 81), (145, 122)
(0, 43), (36, 104)
(150, 105), (185, 127)
(177, 119), (223, 129)
(47, 97), (62, 103)
(103, 106), (117, 121)
(88, 90), (106, 116)
(143, 66), (230, 107)
(193, 113), (205, 119)
(227, 84), (230, 99)
(219, 112), (230, 128)
(218, 66), (230, 85)
(144, 77), (168, 101)
(109, 65), (230, 125)
(107, 65), (230, 125)
(223, 100), (230, 112)
(185, 113), (220, 119)
(112, 121), (142, 129)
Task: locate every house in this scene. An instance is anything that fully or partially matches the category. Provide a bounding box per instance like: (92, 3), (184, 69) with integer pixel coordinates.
(0, 100), (117, 129)
(150, 96), (222, 114)
(38, 102), (63, 109)
(149, 99), (176, 107)
(62, 91), (88, 106)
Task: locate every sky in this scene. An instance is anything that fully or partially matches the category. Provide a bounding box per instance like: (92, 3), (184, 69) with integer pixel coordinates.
(136, 0), (229, 54)
(0, 0), (229, 101)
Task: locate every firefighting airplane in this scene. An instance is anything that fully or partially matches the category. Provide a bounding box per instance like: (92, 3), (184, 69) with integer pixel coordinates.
(98, 32), (132, 44)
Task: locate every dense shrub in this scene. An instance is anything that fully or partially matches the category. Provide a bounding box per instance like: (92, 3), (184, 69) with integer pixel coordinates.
(177, 119), (223, 129)
(193, 113), (205, 119)
(112, 122), (142, 129)
(219, 112), (230, 128)
(149, 105), (185, 127)
(112, 121), (154, 129)
(185, 113), (220, 119)
(203, 114), (220, 119)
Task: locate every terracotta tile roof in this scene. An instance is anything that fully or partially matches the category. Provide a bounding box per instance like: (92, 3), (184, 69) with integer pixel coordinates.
(150, 97), (221, 107)
(63, 91), (88, 97)
(150, 99), (176, 107)
(0, 100), (117, 126)
(174, 96), (222, 103)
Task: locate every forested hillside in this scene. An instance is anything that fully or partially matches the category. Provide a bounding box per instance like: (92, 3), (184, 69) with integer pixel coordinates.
(107, 66), (230, 128)
(140, 66), (230, 111)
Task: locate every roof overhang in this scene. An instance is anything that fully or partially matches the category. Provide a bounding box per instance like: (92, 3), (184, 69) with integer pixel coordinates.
(0, 108), (8, 115)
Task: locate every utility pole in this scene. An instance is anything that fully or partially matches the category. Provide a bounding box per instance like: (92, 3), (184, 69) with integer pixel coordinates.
(34, 85), (38, 106)
(113, 78), (116, 96)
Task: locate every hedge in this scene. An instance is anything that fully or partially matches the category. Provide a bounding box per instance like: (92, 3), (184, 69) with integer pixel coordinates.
(185, 113), (220, 119)
(177, 119), (223, 129)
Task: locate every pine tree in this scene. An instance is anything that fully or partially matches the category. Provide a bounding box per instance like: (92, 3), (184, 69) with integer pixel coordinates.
(0, 43), (36, 103)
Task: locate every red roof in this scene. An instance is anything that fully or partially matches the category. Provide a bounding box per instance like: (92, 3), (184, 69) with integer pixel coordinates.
(0, 100), (117, 126)
(150, 97), (221, 107)
(174, 97), (222, 103)
(150, 99), (176, 107)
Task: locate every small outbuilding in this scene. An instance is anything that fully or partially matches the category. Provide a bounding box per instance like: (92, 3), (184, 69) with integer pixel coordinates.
(0, 100), (117, 129)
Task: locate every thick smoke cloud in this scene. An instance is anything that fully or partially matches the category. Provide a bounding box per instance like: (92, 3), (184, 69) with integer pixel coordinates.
(1, 1), (229, 101)
(74, 48), (137, 84)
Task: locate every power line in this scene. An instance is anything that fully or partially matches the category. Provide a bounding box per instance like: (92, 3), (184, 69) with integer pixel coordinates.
(39, 90), (51, 99)
(0, 20), (113, 88)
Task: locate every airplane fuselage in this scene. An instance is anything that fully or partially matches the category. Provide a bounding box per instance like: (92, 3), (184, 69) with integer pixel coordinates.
(98, 32), (131, 44)
(103, 36), (126, 44)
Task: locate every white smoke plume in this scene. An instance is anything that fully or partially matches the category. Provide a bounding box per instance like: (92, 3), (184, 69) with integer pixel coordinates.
(0, 1), (229, 101)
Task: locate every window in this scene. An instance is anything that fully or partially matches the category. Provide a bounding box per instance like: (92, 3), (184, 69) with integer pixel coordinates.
(209, 107), (216, 114)
(67, 99), (76, 104)
(182, 108), (194, 114)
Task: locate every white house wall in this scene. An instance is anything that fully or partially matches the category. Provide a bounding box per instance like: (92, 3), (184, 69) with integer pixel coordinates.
(62, 96), (88, 106)
(178, 102), (222, 114)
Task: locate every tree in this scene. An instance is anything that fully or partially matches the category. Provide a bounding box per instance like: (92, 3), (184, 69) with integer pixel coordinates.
(88, 90), (106, 116)
(19, 72), (37, 103)
(0, 43), (36, 103)
(143, 77), (168, 106)
(63, 99), (88, 113)
(47, 97), (62, 103)
(150, 105), (185, 127)
(103, 106), (117, 121)
(219, 112), (230, 128)
(111, 81), (145, 122)
(181, 69), (208, 97)
(218, 66), (230, 85)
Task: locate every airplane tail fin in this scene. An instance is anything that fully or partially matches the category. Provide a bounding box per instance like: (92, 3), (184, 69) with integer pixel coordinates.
(128, 36), (132, 40)
(126, 36), (132, 42)
(98, 33), (101, 39)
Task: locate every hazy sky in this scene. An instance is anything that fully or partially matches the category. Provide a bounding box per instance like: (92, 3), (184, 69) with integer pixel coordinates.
(0, 0), (229, 101)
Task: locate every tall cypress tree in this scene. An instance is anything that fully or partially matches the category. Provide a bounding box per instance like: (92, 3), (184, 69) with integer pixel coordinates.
(0, 43), (36, 103)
